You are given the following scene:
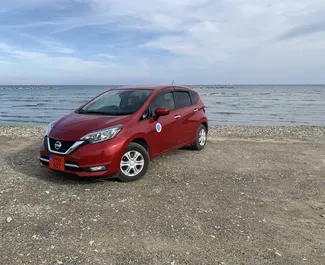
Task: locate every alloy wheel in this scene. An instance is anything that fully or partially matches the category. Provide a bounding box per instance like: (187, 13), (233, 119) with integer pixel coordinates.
(198, 128), (207, 146)
(120, 150), (145, 177)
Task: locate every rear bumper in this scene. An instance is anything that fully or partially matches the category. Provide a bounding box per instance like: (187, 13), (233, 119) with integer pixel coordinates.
(39, 135), (128, 177)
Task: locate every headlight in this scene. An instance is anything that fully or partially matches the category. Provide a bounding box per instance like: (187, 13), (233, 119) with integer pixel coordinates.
(45, 121), (57, 136)
(80, 124), (123, 144)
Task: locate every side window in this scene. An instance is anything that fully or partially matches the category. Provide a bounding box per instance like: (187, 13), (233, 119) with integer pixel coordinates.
(173, 91), (192, 109)
(150, 92), (175, 113)
(140, 108), (150, 121)
(189, 90), (199, 105)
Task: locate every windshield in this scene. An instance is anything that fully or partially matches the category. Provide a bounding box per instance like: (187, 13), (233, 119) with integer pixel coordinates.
(77, 89), (153, 116)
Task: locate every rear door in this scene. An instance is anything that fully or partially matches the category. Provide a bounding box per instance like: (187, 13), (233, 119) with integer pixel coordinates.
(172, 89), (199, 145)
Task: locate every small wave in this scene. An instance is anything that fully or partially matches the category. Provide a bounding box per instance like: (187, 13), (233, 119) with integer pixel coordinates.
(6, 98), (78, 103)
(0, 118), (49, 124)
(28, 107), (75, 111)
(0, 114), (56, 119)
(7, 98), (49, 103)
(24, 104), (38, 107)
(210, 111), (242, 115)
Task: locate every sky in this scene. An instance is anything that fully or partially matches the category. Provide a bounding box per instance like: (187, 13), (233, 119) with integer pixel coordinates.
(0, 0), (325, 85)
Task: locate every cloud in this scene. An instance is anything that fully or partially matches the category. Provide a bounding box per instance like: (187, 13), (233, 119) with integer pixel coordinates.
(97, 53), (116, 59)
(1, 0), (325, 84)
(67, 0), (325, 63)
(0, 42), (117, 70)
(0, 43), (14, 51)
(277, 21), (325, 40)
(19, 33), (74, 54)
(1, 0), (68, 10)
(0, 22), (58, 29)
(0, 43), (47, 59)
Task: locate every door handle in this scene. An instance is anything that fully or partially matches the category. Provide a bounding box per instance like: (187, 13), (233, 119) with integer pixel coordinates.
(194, 108), (198, 112)
(174, 115), (181, 119)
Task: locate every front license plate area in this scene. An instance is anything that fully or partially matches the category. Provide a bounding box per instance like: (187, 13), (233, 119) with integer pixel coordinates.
(49, 155), (65, 171)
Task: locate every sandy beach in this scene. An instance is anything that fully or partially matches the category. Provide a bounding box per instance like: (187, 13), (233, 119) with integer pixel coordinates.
(1, 125), (325, 265)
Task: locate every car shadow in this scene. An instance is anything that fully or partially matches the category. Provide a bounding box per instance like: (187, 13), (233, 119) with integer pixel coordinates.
(5, 143), (119, 185)
(180, 145), (194, 151)
(4, 141), (200, 185)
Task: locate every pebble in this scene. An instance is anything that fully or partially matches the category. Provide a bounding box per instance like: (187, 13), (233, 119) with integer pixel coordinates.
(6, 217), (12, 223)
(207, 126), (325, 138)
(1, 125), (325, 139)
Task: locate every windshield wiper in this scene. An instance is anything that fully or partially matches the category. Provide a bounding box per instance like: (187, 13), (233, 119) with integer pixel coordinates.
(108, 112), (134, 115)
(78, 110), (112, 115)
(78, 110), (133, 116)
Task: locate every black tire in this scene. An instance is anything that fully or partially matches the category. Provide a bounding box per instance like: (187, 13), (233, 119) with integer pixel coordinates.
(117, 142), (150, 182)
(191, 124), (207, 150)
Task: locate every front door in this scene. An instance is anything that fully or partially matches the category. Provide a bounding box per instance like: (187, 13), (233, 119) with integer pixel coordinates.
(145, 90), (179, 156)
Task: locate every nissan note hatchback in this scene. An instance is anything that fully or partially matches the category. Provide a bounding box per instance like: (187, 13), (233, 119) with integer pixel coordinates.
(39, 85), (208, 181)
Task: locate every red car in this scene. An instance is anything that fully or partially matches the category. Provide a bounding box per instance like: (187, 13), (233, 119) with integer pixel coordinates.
(39, 85), (208, 181)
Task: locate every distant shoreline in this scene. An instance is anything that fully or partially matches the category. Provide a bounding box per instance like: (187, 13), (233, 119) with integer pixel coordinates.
(0, 86), (56, 90)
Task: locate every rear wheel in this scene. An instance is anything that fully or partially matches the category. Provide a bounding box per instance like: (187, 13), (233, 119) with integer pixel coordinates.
(117, 142), (149, 182)
(191, 124), (207, 150)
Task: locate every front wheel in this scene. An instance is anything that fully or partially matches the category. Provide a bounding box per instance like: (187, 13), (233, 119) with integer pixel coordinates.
(117, 142), (149, 182)
(191, 124), (207, 150)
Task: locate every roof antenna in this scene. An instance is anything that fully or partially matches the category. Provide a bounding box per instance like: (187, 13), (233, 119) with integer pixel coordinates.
(171, 80), (174, 85)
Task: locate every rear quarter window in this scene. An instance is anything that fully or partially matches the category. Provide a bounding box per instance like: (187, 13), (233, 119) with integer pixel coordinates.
(189, 90), (199, 104)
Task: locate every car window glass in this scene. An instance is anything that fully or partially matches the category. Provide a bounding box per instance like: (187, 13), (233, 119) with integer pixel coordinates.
(80, 89), (153, 115)
(140, 108), (150, 120)
(150, 92), (175, 112)
(174, 91), (192, 109)
(190, 91), (199, 104)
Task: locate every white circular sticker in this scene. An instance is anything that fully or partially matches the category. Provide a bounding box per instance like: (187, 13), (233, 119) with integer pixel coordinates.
(156, 123), (162, 133)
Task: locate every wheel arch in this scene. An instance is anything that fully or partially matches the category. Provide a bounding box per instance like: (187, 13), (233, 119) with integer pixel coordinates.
(131, 137), (149, 152)
(200, 120), (208, 134)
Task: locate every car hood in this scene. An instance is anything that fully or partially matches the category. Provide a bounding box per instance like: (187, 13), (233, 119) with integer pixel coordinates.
(49, 112), (132, 141)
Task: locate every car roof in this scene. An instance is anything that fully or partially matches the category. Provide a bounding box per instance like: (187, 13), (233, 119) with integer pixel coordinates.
(112, 85), (196, 92)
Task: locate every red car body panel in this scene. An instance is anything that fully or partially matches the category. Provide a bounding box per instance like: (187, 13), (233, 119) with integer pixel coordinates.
(39, 85), (208, 177)
(49, 112), (132, 141)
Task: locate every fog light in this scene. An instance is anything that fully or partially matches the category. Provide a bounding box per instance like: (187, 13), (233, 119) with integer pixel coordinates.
(88, 166), (107, 172)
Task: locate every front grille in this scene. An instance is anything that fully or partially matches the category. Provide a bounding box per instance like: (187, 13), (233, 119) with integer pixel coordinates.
(40, 156), (82, 171)
(48, 137), (75, 153)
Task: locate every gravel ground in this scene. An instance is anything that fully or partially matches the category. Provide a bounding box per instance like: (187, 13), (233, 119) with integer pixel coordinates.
(0, 126), (325, 265)
(1, 125), (325, 139)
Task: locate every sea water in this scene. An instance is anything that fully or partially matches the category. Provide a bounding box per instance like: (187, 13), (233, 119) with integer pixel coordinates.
(0, 85), (324, 126)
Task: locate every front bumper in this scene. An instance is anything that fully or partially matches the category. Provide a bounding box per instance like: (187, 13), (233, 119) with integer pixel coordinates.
(39, 135), (127, 177)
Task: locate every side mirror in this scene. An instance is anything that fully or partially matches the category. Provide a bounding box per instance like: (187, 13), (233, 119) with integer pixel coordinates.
(153, 107), (170, 121)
